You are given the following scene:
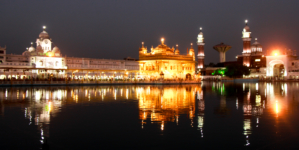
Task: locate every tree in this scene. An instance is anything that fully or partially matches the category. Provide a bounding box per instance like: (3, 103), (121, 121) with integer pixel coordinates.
(224, 64), (250, 78)
(212, 69), (226, 76)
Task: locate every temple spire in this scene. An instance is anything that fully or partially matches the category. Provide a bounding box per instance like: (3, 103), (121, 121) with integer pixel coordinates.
(161, 38), (164, 45)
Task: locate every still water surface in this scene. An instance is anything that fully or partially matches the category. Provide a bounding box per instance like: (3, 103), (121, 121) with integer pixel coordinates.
(0, 82), (299, 149)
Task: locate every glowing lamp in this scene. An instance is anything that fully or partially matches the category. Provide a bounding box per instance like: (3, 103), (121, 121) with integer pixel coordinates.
(43, 26), (46, 30)
(274, 53), (278, 56)
(245, 20), (248, 24)
(161, 38), (164, 44)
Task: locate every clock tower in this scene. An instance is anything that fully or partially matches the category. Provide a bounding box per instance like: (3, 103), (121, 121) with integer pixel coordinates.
(36, 26), (52, 53)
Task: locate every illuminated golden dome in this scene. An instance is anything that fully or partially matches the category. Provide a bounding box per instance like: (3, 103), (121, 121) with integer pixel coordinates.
(175, 45), (180, 55)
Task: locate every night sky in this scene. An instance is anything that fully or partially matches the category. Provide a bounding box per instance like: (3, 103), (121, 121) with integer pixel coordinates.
(0, 0), (298, 64)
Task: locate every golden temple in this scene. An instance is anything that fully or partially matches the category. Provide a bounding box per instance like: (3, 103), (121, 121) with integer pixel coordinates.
(138, 38), (197, 80)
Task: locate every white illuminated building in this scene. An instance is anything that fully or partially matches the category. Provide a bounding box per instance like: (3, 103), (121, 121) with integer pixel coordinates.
(266, 50), (298, 79)
(0, 26), (139, 80)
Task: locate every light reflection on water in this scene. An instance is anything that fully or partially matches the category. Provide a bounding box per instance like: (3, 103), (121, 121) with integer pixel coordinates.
(0, 82), (299, 149)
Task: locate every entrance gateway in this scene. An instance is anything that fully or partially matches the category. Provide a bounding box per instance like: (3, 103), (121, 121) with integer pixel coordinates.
(265, 55), (296, 79)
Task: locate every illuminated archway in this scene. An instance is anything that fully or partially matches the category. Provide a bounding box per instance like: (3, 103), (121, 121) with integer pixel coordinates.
(267, 60), (286, 77)
(186, 73), (191, 80)
(273, 64), (284, 77)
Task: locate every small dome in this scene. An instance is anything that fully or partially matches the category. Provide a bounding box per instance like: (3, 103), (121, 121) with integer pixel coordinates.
(243, 25), (250, 32)
(251, 38), (262, 53)
(39, 31), (50, 39)
(53, 46), (60, 53)
(198, 27), (203, 35)
(36, 45), (44, 53)
(28, 46), (35, 52)
(251, 39), (262, 48)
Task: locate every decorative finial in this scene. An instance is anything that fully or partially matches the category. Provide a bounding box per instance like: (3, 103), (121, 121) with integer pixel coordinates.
(245, 20), (248, 24)
(43, 26), (46, 31)
(176, 44), (178, 47)
(200, 27), (202, 31)
(30, 42), (33, 45)
(26, 47), (28, 50)
(141, 42), (144, 48)
(161, 38), (164, 44)
(191, 43), (193, 46)
(255, 38), (257, 41)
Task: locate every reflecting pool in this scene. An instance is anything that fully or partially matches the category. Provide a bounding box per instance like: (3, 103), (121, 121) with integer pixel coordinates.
(0, 82), (299, 149)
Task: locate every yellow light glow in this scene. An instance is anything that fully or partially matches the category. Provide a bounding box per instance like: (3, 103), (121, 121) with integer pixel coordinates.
(161, 38), (164, 44)
(275, 53), (278, 56)
(48, 102), (52, 114)
(275, 100), (279, 117)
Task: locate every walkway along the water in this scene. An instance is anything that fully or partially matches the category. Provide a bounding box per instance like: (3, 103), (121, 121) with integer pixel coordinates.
(0, 80), (201, 87)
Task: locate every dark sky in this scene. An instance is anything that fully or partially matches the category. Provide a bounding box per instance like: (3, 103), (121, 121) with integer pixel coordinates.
(0, 0), (299, 64)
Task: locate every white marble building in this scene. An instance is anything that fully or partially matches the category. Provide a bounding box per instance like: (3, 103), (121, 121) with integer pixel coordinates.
(0, 26), (139, 80)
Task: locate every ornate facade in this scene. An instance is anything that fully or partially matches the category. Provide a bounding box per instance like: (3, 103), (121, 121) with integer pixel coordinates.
(138, 38), (196, 80)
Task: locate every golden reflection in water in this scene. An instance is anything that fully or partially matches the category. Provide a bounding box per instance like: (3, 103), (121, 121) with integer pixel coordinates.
(1, 83), (298, 147)
(137, 86), (201, 130)
(275, 100), (280, 118)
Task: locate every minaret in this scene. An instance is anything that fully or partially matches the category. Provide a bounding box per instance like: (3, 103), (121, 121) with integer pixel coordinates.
(197, 27), (205, 69)
(175, 44), (180, 55)
(242, 20), (252, 67)
(189, 43), (195, 61)
(139, 42), (147, 54)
